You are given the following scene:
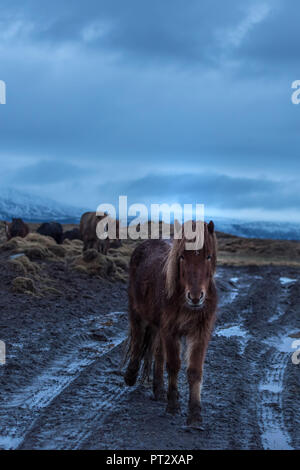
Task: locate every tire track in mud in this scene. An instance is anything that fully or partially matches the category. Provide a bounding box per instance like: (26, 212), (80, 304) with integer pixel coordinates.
(18, 341), (129, 450)
(0, 312), (127, 450)
(257, 350), (292, 450)
(85, 269), (260, 450)
(18, 270), (253, 450)
(214, 269), (297, 449)
(255, 275), (299, 450)
(21, 269), (264, 450)
(1, 267), (299, 450)
(0, 336), (93, 450)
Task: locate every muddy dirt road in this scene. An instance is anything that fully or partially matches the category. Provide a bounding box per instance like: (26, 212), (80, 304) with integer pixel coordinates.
(0, 265), (299, 450)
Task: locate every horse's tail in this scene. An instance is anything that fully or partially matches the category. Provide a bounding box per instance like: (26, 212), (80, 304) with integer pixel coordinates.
(123, 323), (158, 384)
(140, 325), (157, 382)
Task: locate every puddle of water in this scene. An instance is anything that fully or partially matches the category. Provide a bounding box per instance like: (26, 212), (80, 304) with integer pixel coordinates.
(268, 306), (284, 323)
(266, 335), (295, 354)
(219, 280), (252, 308)
(216, 325), (247, 339)
(215, 324), (248, 354)
(228, 290), (238, 302)
(280, 277), (297, 286)
(219, 289), (239, 307)
(269, 277), (295, 322)
(261, 429), (293, 451)
(9, 253), (25, 260)
(259, 383), (283, 393)
(0, 435), (23, 450)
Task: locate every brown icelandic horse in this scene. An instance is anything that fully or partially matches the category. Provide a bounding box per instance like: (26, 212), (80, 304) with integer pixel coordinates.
(80, 212), (121, 254)
(80, 211), (110, 254)
(5, 218), (29, 240)
(124, 221), (217, 427)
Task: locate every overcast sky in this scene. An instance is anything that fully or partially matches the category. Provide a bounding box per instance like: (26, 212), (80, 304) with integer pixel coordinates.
(0, 0), (299, 220)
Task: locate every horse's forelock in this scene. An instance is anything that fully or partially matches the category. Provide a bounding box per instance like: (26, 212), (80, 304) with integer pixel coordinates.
(164, 237), (185, 299)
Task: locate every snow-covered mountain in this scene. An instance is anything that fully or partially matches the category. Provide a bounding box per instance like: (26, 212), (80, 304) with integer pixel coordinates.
(0, 188), (85, 223)
(211, 216), (300, 241)
(129, 214), (300, 240)
(1, 188), (299, 239)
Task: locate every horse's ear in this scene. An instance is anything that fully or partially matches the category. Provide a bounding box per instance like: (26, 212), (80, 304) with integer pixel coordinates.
(208, 220), (214, 234)
(174, 219), (182, 239)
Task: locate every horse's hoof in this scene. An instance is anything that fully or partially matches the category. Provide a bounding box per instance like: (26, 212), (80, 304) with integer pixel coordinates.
(124, 371), (137, 386)
(182, 423), (204, 432)
(166, 402), (181, 415)
(186, 413), (203, 429)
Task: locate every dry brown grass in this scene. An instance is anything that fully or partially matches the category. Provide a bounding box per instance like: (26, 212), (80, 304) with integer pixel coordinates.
(217, 232), (300, 267)
(0, 233), (66, 296)
(11, 276), (37, 295)
(0, 230), (130, 287)
(9, 254), (41, 275)
(1, 222), (299, 298)
(71, 248), (127, 282)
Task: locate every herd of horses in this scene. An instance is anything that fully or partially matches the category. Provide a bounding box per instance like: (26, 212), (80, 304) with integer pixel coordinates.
(3, 214), (218, 427)
(4, 218), (79, 244)
(3, 212), (120, 254)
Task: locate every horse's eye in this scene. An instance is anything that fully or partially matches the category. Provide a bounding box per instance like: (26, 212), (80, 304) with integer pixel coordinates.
(207, 255), (212, 260)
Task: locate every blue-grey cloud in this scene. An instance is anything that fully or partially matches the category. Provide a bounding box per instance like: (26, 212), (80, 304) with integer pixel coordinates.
(12, 160), (86, 185)
(0, 0), (299, 220)
(97, 172), (300, 211)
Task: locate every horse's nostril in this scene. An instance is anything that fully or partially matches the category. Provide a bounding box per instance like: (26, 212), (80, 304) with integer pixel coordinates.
(187, 291), (205, 305)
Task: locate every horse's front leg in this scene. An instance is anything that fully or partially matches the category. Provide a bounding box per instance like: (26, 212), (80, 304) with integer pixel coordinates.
(153, 335), (165, 401)
(186, 336), (207, 427)
(164, 334), (181, 414)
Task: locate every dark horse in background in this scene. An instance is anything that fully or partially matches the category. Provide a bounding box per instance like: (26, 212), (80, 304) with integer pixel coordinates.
(124, 221), (217, 427)
(5, 218), (29, 240)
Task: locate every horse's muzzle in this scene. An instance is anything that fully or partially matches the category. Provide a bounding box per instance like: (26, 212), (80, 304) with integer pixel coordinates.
(186, 291), (206, 308)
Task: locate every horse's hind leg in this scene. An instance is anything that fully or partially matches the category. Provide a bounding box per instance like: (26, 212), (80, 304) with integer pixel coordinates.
(153, 335), (165, 401)
(124, 310), (146, 386)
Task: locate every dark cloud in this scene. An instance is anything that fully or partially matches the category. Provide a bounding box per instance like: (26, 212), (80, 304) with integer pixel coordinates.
(97, 172), (300, 211)
(1, 0), (241, 64)
(0, 0), (299, 219)
(13, 160), (86, 185)
(236, 1), (299, 69)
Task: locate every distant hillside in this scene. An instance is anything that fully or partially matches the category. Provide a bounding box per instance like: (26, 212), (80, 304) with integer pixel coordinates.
(211, 217), (300, 241)
(1, 188), (299, 240)
(0, 188), (85, 223)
